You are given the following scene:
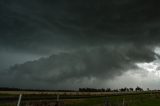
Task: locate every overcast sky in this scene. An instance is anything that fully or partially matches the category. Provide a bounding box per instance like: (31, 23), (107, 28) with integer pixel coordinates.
(1, 0), (160, 90)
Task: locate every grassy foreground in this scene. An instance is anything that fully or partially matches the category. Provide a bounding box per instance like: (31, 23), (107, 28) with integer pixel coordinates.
(1, 92), (160, 106)
(64, 97), (104, 106)
(65, 93), (160, 106)
(109, 93), (160, 106)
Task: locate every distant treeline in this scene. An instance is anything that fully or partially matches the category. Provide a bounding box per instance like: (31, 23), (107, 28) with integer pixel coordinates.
(0, 87), (76, 92)
(0, 86), (150, 92)
(79, 87), (143, 92)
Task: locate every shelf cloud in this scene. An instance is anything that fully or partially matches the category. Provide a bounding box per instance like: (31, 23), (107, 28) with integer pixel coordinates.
(0, 0), (160, 89)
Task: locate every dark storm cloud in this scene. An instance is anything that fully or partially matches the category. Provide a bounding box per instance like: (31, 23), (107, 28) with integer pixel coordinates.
(1, 0), (160, 53)
(1, 0), (160, 88)
(0, 45), (157, 89)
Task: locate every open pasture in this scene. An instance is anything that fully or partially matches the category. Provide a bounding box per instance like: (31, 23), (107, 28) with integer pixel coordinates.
(0, 91), (160, 106)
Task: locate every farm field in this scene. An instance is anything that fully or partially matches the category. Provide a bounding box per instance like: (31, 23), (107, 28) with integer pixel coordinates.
(0, 91), (160, 106)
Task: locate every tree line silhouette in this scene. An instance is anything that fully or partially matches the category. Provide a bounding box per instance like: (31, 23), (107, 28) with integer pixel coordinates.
(0, 86), (144, 92)
(79, 87), (143, 92)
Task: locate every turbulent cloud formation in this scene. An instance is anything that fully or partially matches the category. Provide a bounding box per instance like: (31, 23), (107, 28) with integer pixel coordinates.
(0, 0), (160, 89)
(0, 45), (157, 89)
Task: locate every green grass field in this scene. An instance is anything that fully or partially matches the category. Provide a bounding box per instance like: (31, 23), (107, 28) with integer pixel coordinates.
(1, 92), (160, 106)
(64, 93), (160, 106)
(108, 93), (160, 106)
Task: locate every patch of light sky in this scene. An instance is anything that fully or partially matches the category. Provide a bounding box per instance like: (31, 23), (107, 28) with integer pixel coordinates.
(107, 47), (160, 90)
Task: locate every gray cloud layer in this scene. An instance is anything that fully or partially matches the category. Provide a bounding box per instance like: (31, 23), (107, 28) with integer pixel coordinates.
(1, 0), (160, 52)
(0, 0), (160, 89)
(1, 45), (157, 89)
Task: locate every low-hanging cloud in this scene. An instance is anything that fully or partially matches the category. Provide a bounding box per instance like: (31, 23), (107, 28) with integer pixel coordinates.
(0, 0), (160, 89)
(1, 45), (157, 89)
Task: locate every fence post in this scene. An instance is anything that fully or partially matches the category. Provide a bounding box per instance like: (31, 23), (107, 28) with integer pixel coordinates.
(104, 97), (109, 106)
(17, 94), (22, 106)
(122, 98), (125, 106)
(57, 94), (59, 101)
